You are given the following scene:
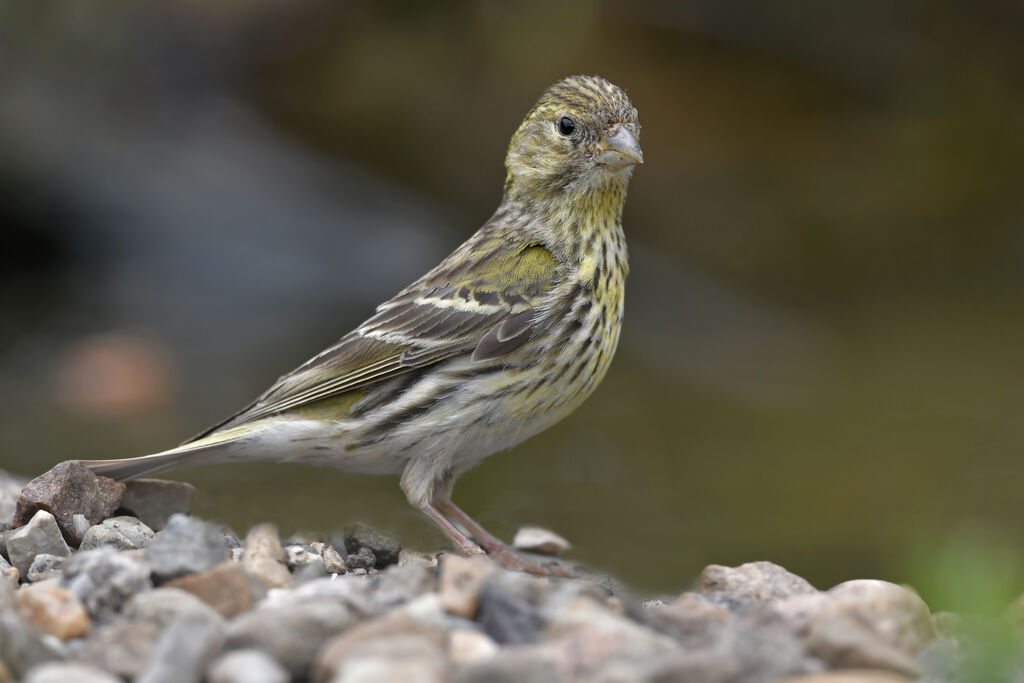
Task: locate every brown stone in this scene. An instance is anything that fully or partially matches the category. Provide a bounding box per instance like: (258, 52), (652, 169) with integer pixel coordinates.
(778, 673), (912, 683)
(120, 479), (197, 531)
(242, 524), (291, 589)
(14, 461), (125, 545)
(16, 580), (91, 640)
(313, 613), (446, 683)
(439, 554), (495, 619)
(166, 561), (266, 618)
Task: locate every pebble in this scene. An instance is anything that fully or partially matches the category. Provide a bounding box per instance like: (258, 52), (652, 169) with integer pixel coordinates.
(226, 591), (364, 677)
(806, 613), (921, 676)
(448, 629), (499, 665)
(0, 552), (18, 583)
(22, 662), (120, 683)
(79, 516), (154, 552)
(16, 580), (91, 640)
(512, 526), (572, 556)
(27, 553), (67, 582)
(699, 560), (819, 605)
(7, 510), (71, 577)
(242, 524), (291, 588)
(135, 616), (226, 683)
(825, 579), (935, 654)
(61, 547), (152, 620)
(206, 649), (289, 683)
(440, 554), (495, 619)
(13, 461), (125, 545)
(475, 577), (546, 645)
(119, 479), (197, 531)
(341, 523), (402, 569)
(0, 610), (67, 679)
(145, 513), (229, 583)
(165, 561), (266, 618)
(314, 613), (447, 683)
(317, 542), (347, 574)
(0, 470), (26, 527)
(122, 586), (224, 628)
(74, 619), (160, 680)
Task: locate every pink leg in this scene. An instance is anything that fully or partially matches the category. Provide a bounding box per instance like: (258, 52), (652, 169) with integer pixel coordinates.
(418, 502), (485, 557)
(437, 499), (508, 554)
(435, 499), (574, 578)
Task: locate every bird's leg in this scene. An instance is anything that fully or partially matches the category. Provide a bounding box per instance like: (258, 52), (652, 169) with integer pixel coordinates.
(418, 502), (487, 558)
(436, 498), (574, 578)
(437, 499), (508, 554)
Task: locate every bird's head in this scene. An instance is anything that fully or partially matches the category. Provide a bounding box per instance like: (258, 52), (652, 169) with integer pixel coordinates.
(505, 75), (642, 201)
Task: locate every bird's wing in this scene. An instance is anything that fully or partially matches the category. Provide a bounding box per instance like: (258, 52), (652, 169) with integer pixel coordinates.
(188, 237), (561, 439)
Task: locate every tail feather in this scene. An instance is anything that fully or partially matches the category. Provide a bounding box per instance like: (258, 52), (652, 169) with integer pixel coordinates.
(79, 423), (268, 481)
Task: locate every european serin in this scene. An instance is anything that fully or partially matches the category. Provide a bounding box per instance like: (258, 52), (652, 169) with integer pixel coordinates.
(82, 75), (642, 575)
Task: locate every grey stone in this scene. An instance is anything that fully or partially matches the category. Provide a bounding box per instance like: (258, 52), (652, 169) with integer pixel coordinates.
(284, 544), (323, 571)
(206, 649), (289, 683)
(698, 561), (819, 606)
(806, 613), (921, 676)
(74, 619), (160, 680)
(27, 554), (67, 582)
(22, 662), (119, 683)
(314, 613), (448, 683)
(61, 547), (152, 620)
(226, 593), (364, 677)
(119, 479), (197, 531)
(136, 616), (226, 683)
(346, 546), (376, 571)
(0, 572), (15, 609)
(341, 523), (402, 569)
(364, 561), (439, 614)
(122, 587), (224, 628)
(512, 527), (571, 556)
(824, 579), (935, 654)
(476, 578), (546, 645)
(80, 516), (154, 552)
(7, 510), (71, 577)
(14, 461), (125, 545)
(0, 552), (20, 583)
(292, 558), (329, 584)
(453, 656), (562, 683)
(0, 470), (26, 527)
(0, 611), (66, 679)
(145, 513), (228, 583)
(71, 515), (92, 545)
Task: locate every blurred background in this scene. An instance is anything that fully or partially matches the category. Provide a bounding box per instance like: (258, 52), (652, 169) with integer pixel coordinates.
(2, 1), (1023, 603)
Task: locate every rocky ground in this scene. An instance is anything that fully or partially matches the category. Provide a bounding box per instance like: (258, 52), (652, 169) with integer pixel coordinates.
(0, 464), (1016, 683)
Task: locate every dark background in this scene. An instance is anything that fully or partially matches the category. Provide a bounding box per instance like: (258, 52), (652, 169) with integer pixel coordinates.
(2, 1), (1023, 604)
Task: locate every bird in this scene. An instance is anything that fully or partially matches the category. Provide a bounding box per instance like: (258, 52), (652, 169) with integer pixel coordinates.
(80, 75), (642, 575)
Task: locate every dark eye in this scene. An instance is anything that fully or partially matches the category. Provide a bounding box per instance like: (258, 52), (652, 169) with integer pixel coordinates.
(557, 116), (576, 136)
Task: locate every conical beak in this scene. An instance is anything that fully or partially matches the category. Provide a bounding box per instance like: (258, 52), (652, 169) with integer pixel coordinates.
(595, 125), (643, 169)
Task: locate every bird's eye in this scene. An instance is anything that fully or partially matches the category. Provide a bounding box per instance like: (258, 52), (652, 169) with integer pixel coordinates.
(557, 116), (576, 136)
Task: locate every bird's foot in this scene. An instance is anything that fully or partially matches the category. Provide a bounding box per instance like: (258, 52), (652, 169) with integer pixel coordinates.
(487, 548), (575, 577)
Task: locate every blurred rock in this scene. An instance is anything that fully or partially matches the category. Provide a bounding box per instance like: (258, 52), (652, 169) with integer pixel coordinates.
(122, 586), (224, 628)
(0, 470), (27, 527)
(119, 480), (197, 531)
(226, 591), (365, 677)
(14, 462), (125, 545)
(0, 574), (14, 609)
(346, 546), (376, 571)
(824, 580), (935, 654)
(135, 616), (225, 683)
(165, 561), (265, 618)
(206, 649), (289, 683)
(16, 580), (91, 640)
(145, 513), (228, 582)
(453, 655), (562, 683)
(0, 552), (17, 583)
(363, 562), (439, 615)
(27, 553), (67, 582)
(777, 673), (913, 683)
(0, 610), (66, 679)
(71, 515), (91, 544)
(285, 544), (324, 572)
(512, 527), (571, 556)
(341, 523), (402, 569)
(806, 613), (920, 677)
(22, 662), (119, 683)
(314, 613), (446, 683)
(652, 591), (731, 634)
(317, 542), (347, 574)
(7, 510), (71, 577)
(440, 555), (495, 619)
(242, 523), (291, 588)
(79, 516), (154, 551)
(61, 547), (152, 620)
(448, 629), (498, 665)
(476, 577), (546, 645)
(699, 561), (819, 605)
(74, 619), (159, 680)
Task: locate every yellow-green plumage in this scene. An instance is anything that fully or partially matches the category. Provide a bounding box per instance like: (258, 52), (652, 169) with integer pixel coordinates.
(82, 75), (642, 574)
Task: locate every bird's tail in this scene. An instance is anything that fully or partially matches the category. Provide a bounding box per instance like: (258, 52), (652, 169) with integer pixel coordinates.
(79, 423), (268, 481)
